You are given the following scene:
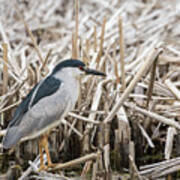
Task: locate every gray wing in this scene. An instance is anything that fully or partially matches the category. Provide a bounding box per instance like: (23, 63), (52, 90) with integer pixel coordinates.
(16, 83), (71, 143)
(8, 76), (61, 127)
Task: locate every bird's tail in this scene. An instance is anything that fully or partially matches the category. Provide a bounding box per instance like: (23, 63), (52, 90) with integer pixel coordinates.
(2, 127), (22, 149)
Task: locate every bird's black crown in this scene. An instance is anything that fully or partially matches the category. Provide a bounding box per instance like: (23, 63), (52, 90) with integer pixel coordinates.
(52, 59), (85, 75)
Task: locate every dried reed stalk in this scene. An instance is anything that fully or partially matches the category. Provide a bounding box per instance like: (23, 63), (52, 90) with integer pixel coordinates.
(93, 25), (97, 52)
(40, 49), (52, 74)
(2, 43), (8, 94)
(125, 102), (180, 130)
(104, 47), (163, 123)
(118, 17), (126, 90)
(72, 33), (76, 59)
(75, 0), (79, 58)
(165, 127), (176, 160)
(165, 79), (180, 100)
(49, 152), (99, 171)
(146, 52), (158, 108)
(96, 17), (106, 63)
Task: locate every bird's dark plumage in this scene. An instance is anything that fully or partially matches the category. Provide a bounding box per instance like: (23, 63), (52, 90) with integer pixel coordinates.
(8, 76), (61, 128)
(52, 59), (85, 75)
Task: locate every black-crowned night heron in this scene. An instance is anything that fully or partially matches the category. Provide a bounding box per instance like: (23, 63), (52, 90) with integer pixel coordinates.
(3, 59), (105, 170)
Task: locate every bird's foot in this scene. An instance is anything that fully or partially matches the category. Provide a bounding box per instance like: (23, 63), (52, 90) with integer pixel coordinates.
(47, 162), (59, 168)
(38, 164), (48, 172)
(38, 163), (60, 171)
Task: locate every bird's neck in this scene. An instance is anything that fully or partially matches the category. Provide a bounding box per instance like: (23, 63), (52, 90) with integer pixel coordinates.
(53, 69), (80, 107)
(53, 68), (80, 85)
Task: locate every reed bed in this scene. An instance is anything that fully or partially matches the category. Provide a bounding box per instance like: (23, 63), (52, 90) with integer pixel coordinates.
(0, 0), (180, 179)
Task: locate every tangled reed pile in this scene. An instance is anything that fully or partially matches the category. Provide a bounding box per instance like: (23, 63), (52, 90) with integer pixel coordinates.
(0, 0), (180, 179)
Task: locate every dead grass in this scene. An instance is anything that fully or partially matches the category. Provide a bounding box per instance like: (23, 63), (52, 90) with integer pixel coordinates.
(0, 0), (180, 179)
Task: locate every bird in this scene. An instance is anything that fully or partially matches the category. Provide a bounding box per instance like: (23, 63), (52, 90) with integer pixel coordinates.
(2, 59), (105, 171)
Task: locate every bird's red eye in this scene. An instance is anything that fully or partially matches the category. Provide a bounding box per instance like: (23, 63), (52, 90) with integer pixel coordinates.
(79, 66), (84, 71)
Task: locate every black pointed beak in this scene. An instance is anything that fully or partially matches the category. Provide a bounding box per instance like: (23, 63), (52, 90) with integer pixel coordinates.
(85, 68), (106, 76)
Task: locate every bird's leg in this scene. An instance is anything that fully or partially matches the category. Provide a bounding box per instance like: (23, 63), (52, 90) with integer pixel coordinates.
(38, 134), (59, 171)
(38, 138), (47, 171)
(42, 134), (53, 167)
(41, 134), (58, 168)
